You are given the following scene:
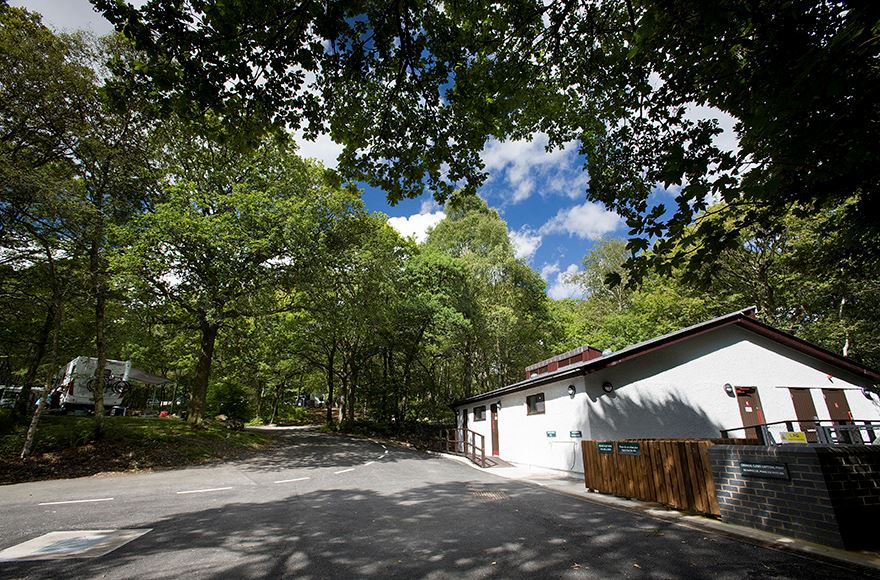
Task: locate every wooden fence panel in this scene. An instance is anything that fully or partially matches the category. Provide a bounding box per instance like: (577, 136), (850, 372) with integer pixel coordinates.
(580, 439), (733, 517)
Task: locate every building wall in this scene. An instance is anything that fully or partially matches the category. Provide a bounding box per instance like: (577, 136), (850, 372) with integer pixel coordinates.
(710, 444), (880, 550)
(456, 326), (880, 474)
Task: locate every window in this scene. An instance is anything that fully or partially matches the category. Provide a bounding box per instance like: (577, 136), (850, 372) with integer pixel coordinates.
(526, 393), (545, 415)
(473, 405), (486, 421)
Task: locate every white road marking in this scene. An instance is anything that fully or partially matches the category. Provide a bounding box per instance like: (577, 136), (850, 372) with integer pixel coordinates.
(381, 444), (387, 450)
(175, 487), (233, 495)
(364, 461), (375, 466)
(334, 468), (355, 474)
(38, 498), (114, 506)
(274, 477), (311, 484)
(384, 450), (388, 455)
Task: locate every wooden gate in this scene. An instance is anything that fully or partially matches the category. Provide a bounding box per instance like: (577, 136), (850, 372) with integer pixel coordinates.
(581, 439), (753, 517)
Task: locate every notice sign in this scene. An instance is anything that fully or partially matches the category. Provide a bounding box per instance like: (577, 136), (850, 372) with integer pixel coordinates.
(597, 442), (614, 454)
(740, 462), (789, 480)
(570, 431), (583, 438)
(546, 431), (557, 438)
(618, 442), (641, 456)
(781, 431), (808, 444)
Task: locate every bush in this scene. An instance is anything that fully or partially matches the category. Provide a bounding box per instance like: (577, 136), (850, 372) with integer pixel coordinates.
(206, 382), (251, 421)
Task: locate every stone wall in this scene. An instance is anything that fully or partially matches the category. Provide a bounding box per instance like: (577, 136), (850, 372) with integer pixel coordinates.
(709, 444), (880, 550)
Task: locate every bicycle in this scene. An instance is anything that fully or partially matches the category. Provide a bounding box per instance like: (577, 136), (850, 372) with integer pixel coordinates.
(86, 376), (130, 396)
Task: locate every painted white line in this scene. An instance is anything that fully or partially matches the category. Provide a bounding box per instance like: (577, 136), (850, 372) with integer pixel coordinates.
(334, 468), (355, 475)
(381, 444), (387, 450)
(364, 461), (375, 466)
(38, 498), (114, 506)
(274, 477), (311, 484)
(384, 450), (388, 455)
(175, 487), (233, 495)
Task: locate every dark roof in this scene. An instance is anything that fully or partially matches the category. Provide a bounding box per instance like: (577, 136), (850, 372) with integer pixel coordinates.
(452, 307), (880, 407)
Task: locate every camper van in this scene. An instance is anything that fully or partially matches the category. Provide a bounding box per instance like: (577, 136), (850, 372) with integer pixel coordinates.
(55, 357), (131, 414)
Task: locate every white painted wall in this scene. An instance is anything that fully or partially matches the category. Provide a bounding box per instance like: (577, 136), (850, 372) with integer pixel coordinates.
(455, 325), (880, 474)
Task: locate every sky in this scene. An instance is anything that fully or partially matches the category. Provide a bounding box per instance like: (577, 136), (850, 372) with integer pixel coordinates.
(11, 0), (737, 301)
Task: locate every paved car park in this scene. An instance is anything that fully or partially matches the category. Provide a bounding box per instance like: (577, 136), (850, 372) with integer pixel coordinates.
(0, 428), (876, 579)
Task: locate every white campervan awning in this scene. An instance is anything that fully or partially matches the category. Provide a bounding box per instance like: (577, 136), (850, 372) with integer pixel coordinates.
(127, 367), (172, 385)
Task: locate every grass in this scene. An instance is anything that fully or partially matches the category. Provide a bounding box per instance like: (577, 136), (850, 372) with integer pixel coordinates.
(0, 415), (269, 485)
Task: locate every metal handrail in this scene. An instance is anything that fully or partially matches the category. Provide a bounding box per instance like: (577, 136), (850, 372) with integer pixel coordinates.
(721, 418), (878, 445)
(445, 428), (487, 467)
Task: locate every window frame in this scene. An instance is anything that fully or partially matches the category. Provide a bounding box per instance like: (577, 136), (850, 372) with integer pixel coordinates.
(526, 392), (545, 415)
(473, 405), (486, 421)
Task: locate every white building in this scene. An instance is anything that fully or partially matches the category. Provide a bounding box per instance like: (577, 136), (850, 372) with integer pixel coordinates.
(452, 308), (880, 474)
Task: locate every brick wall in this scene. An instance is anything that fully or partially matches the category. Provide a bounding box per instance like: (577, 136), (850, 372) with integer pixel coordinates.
(709, 445), (880, 550)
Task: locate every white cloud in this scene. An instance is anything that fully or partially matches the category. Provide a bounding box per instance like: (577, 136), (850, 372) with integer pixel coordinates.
(539, 262), (560, 281)
(420, 198), (441, 214)
(508, 228), (542, 262)
(547, 264), (585, 300)
(387, 211), (445, 244)
(540, 202), (622, 240)
(480, 133), (586, 203)
(294, 132), (345, 169)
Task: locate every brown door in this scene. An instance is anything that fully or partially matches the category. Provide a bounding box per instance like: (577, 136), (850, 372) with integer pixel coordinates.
(823, 389), (855, 443)
(735, 387), (765, 439)
(490, 403), (500, 456)
(789, 388), (819, 442)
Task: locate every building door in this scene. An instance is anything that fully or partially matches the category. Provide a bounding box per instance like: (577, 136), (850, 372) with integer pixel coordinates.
(735, 387), (765, 439)
(823, 389), (855, 443)
(490, 403), (500, 456)
(788, 388), (818, 442)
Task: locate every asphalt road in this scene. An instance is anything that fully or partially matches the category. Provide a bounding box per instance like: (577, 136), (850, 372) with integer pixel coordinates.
(0, 428), (875, 579)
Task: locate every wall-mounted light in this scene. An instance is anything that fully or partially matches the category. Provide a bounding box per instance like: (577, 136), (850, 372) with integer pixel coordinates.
(863, 387), (873, 400)
(723, 383), (735, 397)
(497, 400), (502, 409)
(567, 385), (576, 398)
(602, 381), (614, 393)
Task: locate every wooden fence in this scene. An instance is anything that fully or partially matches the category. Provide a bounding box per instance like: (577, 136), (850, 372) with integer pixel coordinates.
(581, 438), (757, 517)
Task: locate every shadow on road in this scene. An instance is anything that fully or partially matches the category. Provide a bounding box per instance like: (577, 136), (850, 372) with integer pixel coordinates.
(3, 475), (869, 579)
(229, 429), (432, 474)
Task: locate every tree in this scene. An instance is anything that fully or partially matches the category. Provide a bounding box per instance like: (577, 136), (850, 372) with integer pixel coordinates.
(93, 0), (880, 279)
(115, 136), (363, 425)
(425, 193), (553, 395)
(2, 8), (158, 435)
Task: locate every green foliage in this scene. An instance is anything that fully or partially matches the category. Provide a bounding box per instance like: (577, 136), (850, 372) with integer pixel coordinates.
(92, 0), (880, 280)
(206, 382), (251, 421)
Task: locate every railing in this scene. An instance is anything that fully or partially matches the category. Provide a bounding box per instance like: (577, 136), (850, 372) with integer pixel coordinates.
(721, 419), (878, 446)
(444, 428), (487, 468)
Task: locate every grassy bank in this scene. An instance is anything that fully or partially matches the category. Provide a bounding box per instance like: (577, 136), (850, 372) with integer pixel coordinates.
(0, 415), (269, 485)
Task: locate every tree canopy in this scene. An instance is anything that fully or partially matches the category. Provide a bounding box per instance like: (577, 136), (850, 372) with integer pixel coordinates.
(92, 0), (880, 277)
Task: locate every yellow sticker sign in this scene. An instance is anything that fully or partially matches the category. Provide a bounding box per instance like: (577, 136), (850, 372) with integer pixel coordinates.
(781, 431), (808, 444)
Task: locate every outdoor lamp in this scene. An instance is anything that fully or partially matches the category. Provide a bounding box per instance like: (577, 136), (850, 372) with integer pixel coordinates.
(568, 385), (576, 398)
(723, 383), (735, 397)
(602, 381), (614, 393)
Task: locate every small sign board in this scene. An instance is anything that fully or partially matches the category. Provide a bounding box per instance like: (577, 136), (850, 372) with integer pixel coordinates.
(618, 442), (641, 456)
(780, 431), (808, 444)
(597, 442), (614, 454)
(740, 461), (789, 480)
(546, 431), (557, 438)
(570, 430), (583, 438)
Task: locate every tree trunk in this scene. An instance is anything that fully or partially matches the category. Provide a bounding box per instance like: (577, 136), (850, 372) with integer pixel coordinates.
(14, 245), (60, 421)
(325, 343), (336, 425)
(188, 318), (220, 426)
(270, 381), (284, 425)
(89, 226), (107, 429)
(20, 300), (63, 459)
(346, 363), (358, 423)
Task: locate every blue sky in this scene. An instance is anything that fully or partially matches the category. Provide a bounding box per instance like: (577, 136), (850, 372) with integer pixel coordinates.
(16, 0), (739, 301)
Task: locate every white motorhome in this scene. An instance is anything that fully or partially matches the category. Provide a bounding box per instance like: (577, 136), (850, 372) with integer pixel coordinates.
(55, 357), (131, 414)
